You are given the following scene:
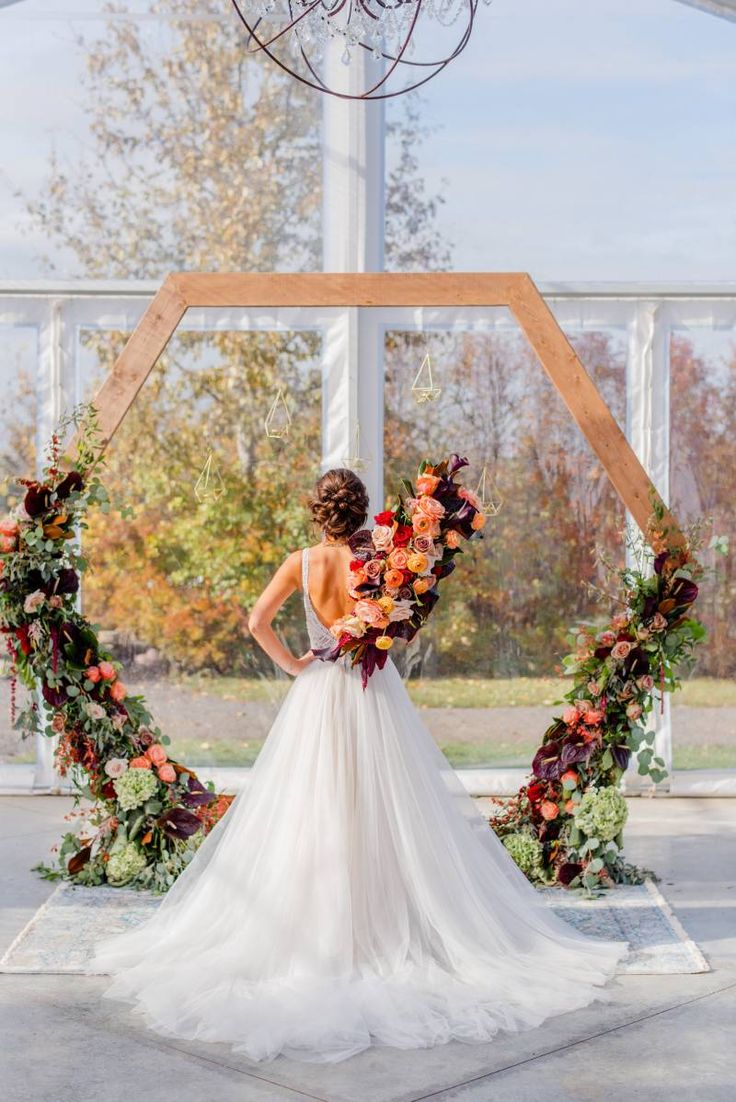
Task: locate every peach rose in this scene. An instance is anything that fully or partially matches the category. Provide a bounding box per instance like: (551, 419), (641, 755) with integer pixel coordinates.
(562, 705), (579, 726)
(0, 516), (19, 538)
(371, 525), (394, 552)
(458, 486), (482, 510)
(626, 702), (643, 721)
(582, 709), (604, 725)
(98, 660), (116, 681)
(413, 577), (433, 595)
(387, 599), (414, 622)
(445, 529), (461, 549)
(146, 744), (168, 768)
(612, 612), (631, 630)
(330, 614), (366, 639)
(85, 666), (101, 684)
(637, 674), (654, 692)
(650, 612), (668, 632)
(587, 680), (601, 696)
(387, 547), (409, 571)
(383, 568), (405, 590)
(51, 713), (65, 734)
(471, 511), (486, 530)
(0, 535), (16, 553)
(565, 799), (576, 814)
(129, 756), (152, 769)
(416, 495), (445, 520)
(561, 769), (579, 785)
(354, 599), (388, 627)
(415, 473), (440, 495)
(599, 630), (617, 647)
(540, 800), (559, 821)
(406, 552), (429, 574)
(611, 641), (632, 660)
(157, 763), (177, 784)
(23, 590), (45, 614)
(109, 680), (127, 703)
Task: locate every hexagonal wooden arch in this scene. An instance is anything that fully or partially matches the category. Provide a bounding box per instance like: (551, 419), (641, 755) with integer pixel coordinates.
(70, 271), (684, 549)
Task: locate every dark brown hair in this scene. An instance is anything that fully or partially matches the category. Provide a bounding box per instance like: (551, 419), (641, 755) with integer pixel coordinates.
(308, 468), (369, 541)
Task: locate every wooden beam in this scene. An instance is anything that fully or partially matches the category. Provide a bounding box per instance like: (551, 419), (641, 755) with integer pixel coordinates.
(71, 271), (684, 550)
(67, 276), (187, 455)
(170, 271), (520, 308)
(508, 275), (682, 543)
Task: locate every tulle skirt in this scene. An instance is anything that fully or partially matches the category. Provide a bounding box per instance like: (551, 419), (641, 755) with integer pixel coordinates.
(86, 656), (629, 1063)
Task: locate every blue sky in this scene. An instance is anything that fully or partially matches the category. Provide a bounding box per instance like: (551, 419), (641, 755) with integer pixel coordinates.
(0, 0), (734, 282)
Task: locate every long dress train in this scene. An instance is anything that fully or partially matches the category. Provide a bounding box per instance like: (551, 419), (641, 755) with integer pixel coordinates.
(85, 546), (629, 1063)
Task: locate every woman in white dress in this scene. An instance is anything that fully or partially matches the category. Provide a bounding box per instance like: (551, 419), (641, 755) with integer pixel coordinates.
(86, 467), (628, 1064)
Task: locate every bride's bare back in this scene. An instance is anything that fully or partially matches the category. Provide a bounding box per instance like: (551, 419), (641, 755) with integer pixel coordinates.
(300, 542), (355, 629)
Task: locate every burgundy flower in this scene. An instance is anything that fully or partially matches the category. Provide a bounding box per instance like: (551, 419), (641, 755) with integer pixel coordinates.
(447, 454), (469, 476)
(653, 551), (668, 575)
(560, 732), (594, 767)
(55, 470), (84, 500)
(669, 576), (699, 609)
(42, 682), (68, 707)
(181, 775), (216, 809)
(557, 862), (583, 886)
(24, 483), (51, 517)
(532, 740), (563, 780)
(158, 807), (203, 840)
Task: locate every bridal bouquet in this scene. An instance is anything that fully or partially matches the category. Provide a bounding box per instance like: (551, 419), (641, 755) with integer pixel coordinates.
(315, 454), (486, 687)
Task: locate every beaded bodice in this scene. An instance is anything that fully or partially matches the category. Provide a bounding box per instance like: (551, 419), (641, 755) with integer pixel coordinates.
(301, 547), (338, 652)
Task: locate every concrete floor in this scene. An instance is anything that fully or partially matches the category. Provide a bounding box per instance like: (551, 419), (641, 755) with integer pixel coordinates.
(1, 796), (735, 1102)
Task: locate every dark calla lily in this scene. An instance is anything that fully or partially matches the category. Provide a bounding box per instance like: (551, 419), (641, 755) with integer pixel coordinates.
(448, 454), (469, 475)
(181, 775), (216, 809)
(347, 528), (374, 557)
(532, 740), (563, 780)
(623, 646), (650, 677)
(669, 576), (699, 608)
(48, 568), (79, 597)
(560, 733), (594, 766)
(557, 862), (583, 886)
(55, 470), (84, 500)
(42, 682), (67, 707)
(653, 551), (668, 575)
(24, 483), (52, 517)
(611, 743), (632, 770)
(158, 807), (203, 840)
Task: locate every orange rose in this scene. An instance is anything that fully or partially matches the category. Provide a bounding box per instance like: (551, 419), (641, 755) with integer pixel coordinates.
(0, 516), (19, 538)
(0, 534), (16, 553)
(413, 577), (433, 595)
(157, 763), (177, 784)
(540, 800), (559, 821)
(146, 744), (168, 768)
(129, 756), (152, 769)
(565, 799), (576, 814)
(445, 529), (461, 549)
(411, 512), (435, 536)
(109, 680), (127, 703)
(406, 552), (429, 574)
(415, 473), (440, 495)
(383, 568), (405, 589)
(471, 511), (486, 530)
(98, 661), (116, 681)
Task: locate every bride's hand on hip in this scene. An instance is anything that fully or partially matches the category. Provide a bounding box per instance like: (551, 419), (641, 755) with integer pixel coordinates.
(289, 651), (317, 677)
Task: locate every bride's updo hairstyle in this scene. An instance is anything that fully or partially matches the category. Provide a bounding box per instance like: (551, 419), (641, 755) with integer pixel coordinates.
(308, 468), (369, 541)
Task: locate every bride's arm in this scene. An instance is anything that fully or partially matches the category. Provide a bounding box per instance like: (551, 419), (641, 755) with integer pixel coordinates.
(247, 551), (316, 678)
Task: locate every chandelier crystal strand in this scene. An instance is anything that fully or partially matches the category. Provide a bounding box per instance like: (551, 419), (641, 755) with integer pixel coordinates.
(229, 0), (490, 100)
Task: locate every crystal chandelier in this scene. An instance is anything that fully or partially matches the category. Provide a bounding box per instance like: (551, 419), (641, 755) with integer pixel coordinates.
(230, 0), (487, 100)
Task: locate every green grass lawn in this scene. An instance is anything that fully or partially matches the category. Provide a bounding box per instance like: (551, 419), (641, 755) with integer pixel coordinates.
(177, 673), (736, 709)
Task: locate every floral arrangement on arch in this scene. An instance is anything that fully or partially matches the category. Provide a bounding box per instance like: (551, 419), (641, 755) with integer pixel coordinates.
(0, 408), (233, 892)
(490, 499), (709, 893)
(316, 454), (486, 687)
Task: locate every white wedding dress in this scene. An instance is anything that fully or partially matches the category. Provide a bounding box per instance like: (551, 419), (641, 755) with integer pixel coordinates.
(86, 547), (628, 1063)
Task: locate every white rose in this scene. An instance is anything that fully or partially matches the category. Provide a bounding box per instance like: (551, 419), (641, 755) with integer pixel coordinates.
(23, 590), (45, 614)
(104, 757), (128, 779)
(387, 600), (415, 623)
(371, 525), (394, 552)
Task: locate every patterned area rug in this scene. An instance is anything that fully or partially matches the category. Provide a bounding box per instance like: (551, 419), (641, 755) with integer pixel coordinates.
(1, 879), (709, 976)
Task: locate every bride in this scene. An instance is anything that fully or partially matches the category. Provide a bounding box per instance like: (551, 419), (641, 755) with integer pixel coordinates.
(86, 467), (628, 1064)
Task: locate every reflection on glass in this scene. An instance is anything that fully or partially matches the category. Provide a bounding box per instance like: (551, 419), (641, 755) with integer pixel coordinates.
(669, 330), (736, 769)
(80, 328), (322, 770)
(384, 325), (626, 770)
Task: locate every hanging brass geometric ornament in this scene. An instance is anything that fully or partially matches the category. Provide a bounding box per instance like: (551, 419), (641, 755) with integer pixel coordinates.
(411, 354), (441, 404)
(341, 421), (371, 472)
(264, 384), (292, 439)
(194, 448), (225, 504)
(475, 465), (503, 516)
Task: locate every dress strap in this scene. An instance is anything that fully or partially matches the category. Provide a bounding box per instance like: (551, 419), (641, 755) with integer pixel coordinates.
(301, 546), (309, 594)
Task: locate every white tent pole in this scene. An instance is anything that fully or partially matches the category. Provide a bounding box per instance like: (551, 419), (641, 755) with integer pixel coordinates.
(321, 52), (386, 516)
